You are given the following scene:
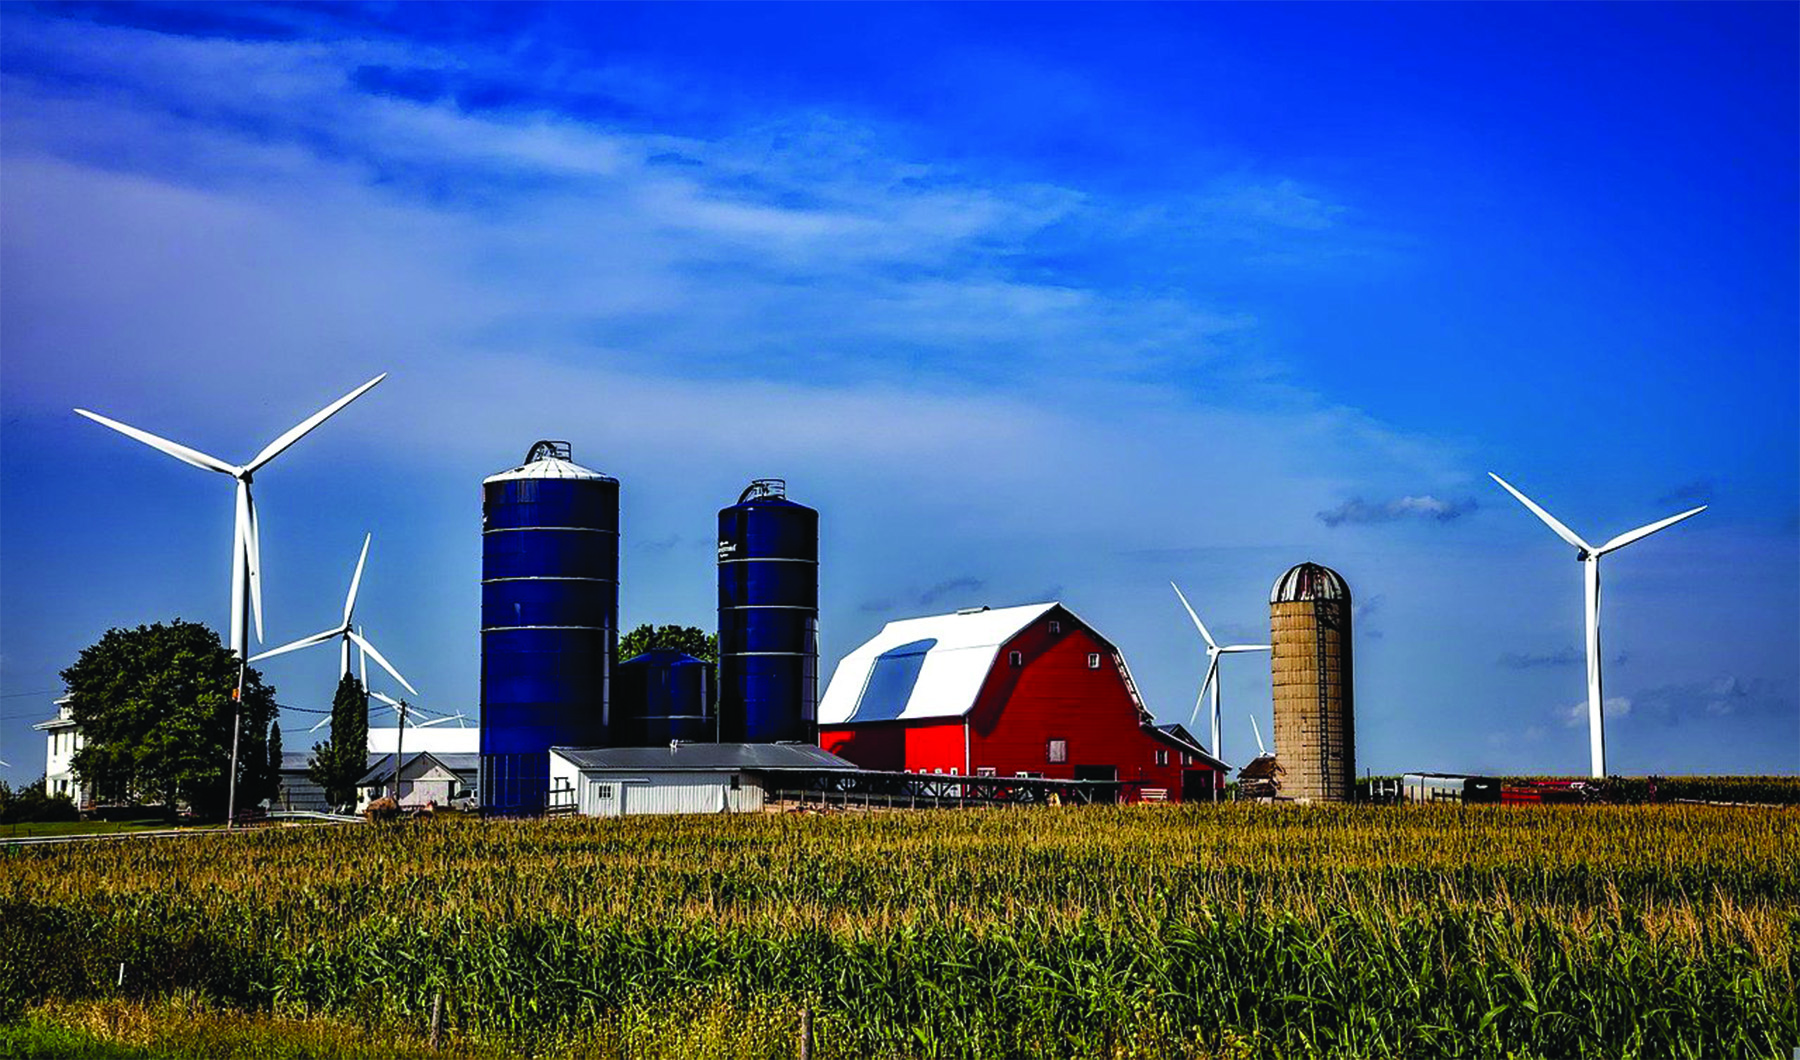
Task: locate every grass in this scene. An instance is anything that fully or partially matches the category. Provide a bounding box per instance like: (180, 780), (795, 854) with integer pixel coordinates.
(1, 803), (1795, 1057)
(0, 818), (191, 839)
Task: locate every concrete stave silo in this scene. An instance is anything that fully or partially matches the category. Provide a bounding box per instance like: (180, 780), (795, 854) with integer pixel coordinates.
(717, 479), (818, 744)
(1269, 562), (1355, 802)
(480, 441), (618, 812)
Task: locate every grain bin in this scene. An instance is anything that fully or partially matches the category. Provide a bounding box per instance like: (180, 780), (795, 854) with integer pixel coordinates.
(613, 650), (714, 746)
(717, 479), (818, 743)
(480, 441), (618, 813)
(1269, 562), (1355, 802)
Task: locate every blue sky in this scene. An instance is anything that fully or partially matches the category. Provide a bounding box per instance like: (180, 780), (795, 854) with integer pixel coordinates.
(2, 2), (1795, 782)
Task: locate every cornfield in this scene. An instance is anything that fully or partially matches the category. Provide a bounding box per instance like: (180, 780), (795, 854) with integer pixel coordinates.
(2, 804), (1795, 1058)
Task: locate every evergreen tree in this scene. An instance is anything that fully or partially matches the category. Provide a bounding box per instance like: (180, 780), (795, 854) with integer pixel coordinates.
(264, 719), (284, 806)
(62, 620), (278, 820)
(308, 674), (368, 809)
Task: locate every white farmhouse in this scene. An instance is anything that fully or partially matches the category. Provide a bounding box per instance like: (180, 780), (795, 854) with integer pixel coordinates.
(32, 696), (86, 806)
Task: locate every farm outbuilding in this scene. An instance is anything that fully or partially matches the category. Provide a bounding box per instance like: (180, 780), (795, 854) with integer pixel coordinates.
(817, 603), (1227, 802)
(547, 743), (856, 816)
(356, 751), (478, 811)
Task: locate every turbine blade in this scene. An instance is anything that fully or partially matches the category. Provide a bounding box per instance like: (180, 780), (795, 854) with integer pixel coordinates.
(344, 533), (371, 625)
(1250, 714), (1267, 756)
(73, 409), (237, 475)
(349, 630), (416, 695)
(247, 627), (339, 663)
(358, 627), (367, 688)
(1596, 506), (1706, 555)
(245, 373), (386, 472)
(1221, 644), (1272, 654)
(1489, 472), (1592, 552)
(370, 690), (402, 708)
(1169, 582), (1217, 648)
(243, 482), (264, 643)
(309, 716), (331, 733)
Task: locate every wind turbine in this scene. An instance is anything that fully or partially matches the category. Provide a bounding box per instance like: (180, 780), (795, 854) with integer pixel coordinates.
(1249, 714), (1271, 760)
(249, 533), (417, 696)
(74, 374), (386, 660)
(1171, 582), (1271, 763)
(1489, 472), (1705, 778)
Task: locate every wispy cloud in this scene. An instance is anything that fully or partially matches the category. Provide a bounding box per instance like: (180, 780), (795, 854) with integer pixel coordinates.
(1658, 479), (1715, 508)
(918, 577), (986, 607)
(1318, 495), (1476, 528)
(1560, 696), (1632, 727)
(1499, 648), (1628, 670)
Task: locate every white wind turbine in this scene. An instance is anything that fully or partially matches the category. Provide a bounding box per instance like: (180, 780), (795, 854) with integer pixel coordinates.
(1171, 582), (1272, 764)
(1249, 714), (1272, 761)
(74, 375), (386, 660)
(249, 533), (417, 697)
(1489, 472), (1705, 779)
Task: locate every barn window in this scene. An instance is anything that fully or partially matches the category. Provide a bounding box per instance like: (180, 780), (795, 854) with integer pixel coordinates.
(977, 767), (997, 777)
(1048, 739), (1067, 764)
(1048, 620), (1061, 634)
(1155, 749), (1169, 767)
(729, 774), (741, 791)
(1009, 651), (1023, 667)
(1087, 653), (1101, 669)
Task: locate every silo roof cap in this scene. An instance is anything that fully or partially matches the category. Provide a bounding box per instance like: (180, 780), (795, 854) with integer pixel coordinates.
(484, 441), (613, 484)
(1271, 562), (1349, 603)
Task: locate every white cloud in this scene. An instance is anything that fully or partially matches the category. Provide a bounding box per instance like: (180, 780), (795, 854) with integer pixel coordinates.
(1561, 696), (1632, 727)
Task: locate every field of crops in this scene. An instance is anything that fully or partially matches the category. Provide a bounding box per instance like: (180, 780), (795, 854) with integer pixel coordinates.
(2, 804), (1795, 1058)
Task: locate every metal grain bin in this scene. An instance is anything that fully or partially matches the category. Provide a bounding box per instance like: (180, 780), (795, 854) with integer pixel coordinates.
(613, 650), (714, 746)
(1269, 562), (1355, 802)
(480, 441), (618, 813)
(717, 479), (818, 743)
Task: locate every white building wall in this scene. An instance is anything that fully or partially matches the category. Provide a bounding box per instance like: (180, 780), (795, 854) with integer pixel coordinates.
(568, 768), (765, 817)
(36, 698), (86, 806)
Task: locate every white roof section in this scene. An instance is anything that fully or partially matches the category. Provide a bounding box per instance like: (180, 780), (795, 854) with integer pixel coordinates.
(367, 727), (480, 755)
(818, 602), (1059, 725)
(483, 457), (612, 484)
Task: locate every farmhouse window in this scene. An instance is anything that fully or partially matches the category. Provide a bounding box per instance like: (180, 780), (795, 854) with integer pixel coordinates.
(1048, 739), (1068, 764)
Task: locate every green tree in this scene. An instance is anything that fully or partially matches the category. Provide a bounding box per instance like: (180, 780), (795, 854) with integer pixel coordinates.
(618, 623), (717, 663)
(62, 620), (277, 820)
(308, 674), (368, 810)
(263, 719), (284, 806)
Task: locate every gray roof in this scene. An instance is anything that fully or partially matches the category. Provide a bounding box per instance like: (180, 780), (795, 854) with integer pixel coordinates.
(281, 751), (388, 773)
(1150, 724), (1229, 772)
(551, 743), (856, 773)
(356, 751), (479, 788)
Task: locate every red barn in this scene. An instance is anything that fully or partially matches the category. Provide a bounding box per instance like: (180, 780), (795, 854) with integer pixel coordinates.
(817, 602), (1225, 802)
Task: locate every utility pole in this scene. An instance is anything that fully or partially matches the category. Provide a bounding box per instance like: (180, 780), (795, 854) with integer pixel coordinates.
(391, 697), (408, 803)
(225, 663), (245, 828)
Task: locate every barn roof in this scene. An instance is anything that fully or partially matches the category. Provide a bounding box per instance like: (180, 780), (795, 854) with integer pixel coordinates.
(355, 751), (478, 787)
(817, 602), (1083, 726)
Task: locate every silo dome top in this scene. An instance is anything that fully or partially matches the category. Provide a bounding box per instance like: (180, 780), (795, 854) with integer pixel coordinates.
(1271, 562), (1349, 604)
(483, 440), (614, 484)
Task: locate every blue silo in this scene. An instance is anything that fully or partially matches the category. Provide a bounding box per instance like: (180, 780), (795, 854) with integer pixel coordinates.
(480, 441), (618, 813)
(717, 479), (818, 743)
(614, 650), (714, 746)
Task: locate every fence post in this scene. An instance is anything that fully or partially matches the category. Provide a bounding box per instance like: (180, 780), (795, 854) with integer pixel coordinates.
(799, 1006), (814, 1060)
(430, 989), (444, 1049)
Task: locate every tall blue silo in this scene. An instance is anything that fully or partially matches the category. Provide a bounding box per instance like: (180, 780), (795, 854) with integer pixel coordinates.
(614, 650), (714, 746)
(480, 441), (618, 813)
(717, 479), (818, 743)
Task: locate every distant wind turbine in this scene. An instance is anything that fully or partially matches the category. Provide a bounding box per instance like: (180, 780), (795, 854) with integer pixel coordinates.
(74, 374), (386, 660)
(251, 533), (417, 695)
(1489, 472), (1705, 778)
(1171, 582), (1271, 764)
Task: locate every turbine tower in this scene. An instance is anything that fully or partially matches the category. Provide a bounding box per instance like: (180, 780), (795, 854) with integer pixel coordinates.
(1171, 582), (1271, 763)
(250, 533), (417, 696)
(1489, 472), (1705, 778)
(74, 374), (386, 660)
